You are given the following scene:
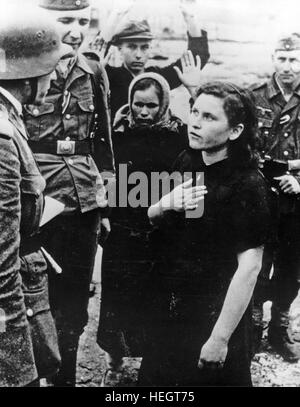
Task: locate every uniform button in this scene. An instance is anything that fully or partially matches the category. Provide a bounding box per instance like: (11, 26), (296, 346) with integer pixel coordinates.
(69, 159), (74, 165)
(33, 108), (39, 116)
(100, 138), (105, 142)
(284, 132), (289, 138)
(283, 151), (289, 157)
(264, 130), (269, 135)
(95, 114), (99, 119)
(27, 309), (33, 318)
(75, 0), (81, 6)
(258, 122), (263, 128)
(65, 137), (71, 141)
(89, 105), (95, 111)
(66, 114), (71, 120)
(64, 90), (69, 96)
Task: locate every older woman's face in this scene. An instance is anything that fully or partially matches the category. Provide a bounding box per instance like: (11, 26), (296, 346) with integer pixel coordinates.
(131, 85), (160, 126)
(188, 93), (232, 151)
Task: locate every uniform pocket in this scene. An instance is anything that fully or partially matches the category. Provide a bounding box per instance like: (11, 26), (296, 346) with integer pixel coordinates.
(257, 117), (273, 129)
(77, 98), (95, 138)
(23, 103), (55, 140)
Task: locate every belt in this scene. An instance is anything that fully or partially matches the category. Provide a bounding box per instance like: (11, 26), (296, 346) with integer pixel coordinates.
(28, 139), (93, 155)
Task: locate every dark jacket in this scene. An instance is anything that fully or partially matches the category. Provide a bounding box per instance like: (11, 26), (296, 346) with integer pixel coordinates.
(23, 53), (113, 215)
(106, 31), (210, 120)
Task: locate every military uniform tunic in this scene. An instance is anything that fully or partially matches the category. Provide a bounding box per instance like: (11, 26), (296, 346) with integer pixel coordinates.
(252, 75), (300, 311)
(23, 52), (114, 386)
(24, 53), (112, 214)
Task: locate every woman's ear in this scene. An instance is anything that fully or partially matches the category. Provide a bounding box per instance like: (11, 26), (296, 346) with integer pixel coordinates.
(229, 123), (244, 141)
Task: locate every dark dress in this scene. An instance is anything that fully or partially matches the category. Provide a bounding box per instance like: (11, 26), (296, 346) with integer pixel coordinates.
(138, 149), (272, 387)
(97, 120), (188, 357)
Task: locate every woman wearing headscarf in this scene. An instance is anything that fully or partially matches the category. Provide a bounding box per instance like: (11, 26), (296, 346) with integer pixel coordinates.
(97, 72), (189, 377)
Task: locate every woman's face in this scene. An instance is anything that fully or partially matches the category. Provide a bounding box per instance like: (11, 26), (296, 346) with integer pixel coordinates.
(131, 85), (160, 126)
(188, 93), (233, 151)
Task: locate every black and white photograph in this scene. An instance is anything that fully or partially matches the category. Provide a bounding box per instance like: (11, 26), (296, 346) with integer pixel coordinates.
(0, 0), (300, 390)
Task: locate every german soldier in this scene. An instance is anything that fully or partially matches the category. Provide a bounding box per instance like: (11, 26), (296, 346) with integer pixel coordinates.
(0, 6), (69, 386)
(251, 33), (300, 362)
(23, 0), (114, 387)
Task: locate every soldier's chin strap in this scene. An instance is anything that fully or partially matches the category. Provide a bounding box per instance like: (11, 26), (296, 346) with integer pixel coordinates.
(27, 78), (38, 105)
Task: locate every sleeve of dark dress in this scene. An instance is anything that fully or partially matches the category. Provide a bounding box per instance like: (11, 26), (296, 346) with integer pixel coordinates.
(150, 30), (210, 90)
(231, 171), (272, 254)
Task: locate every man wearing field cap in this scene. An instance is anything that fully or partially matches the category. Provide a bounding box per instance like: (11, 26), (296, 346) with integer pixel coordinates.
(105, 10), (210, 121)
(252, 33), (300, 362)
(23, 0), (115, 387)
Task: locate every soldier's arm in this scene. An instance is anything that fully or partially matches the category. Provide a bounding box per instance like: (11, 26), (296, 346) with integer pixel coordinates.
(151, 30), (209, 90)
(151, 7), (209, 90)
(0, 132), (23, 329)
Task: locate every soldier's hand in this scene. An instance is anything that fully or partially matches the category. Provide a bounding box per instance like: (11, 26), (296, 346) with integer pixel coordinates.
(274, 175), (300, 194)
(198, 335), (228, 370)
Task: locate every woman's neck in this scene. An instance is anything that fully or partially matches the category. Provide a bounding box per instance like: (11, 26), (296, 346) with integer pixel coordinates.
(202, 146), (228, 166)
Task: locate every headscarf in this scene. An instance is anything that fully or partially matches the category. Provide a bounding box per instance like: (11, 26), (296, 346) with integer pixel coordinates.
(113, 72), (182, 133)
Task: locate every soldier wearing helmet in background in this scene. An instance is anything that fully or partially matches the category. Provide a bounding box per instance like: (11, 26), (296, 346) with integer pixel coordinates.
(252, 33), (300, 362)
(22, 0), (114, 387)
(0, 6), (70, 386)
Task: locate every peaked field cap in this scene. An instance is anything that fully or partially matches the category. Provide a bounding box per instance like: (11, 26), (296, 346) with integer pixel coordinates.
(111, 20), (154, 45)
(275, 33), (300, 51)
(39, 0), (90, 11)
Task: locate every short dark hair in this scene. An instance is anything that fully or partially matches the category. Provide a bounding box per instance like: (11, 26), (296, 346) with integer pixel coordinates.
(130, 78), (163, 106)
(194, 81), (259, 169)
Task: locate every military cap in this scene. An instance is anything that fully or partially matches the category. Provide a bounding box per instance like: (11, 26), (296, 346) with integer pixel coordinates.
(275, 33), (300, 51)
(39, 0), (90, 11)
(111, 20), (153, 45)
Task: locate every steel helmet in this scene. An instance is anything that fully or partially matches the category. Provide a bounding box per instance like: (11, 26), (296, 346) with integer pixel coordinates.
(0, 6), (72, 80)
